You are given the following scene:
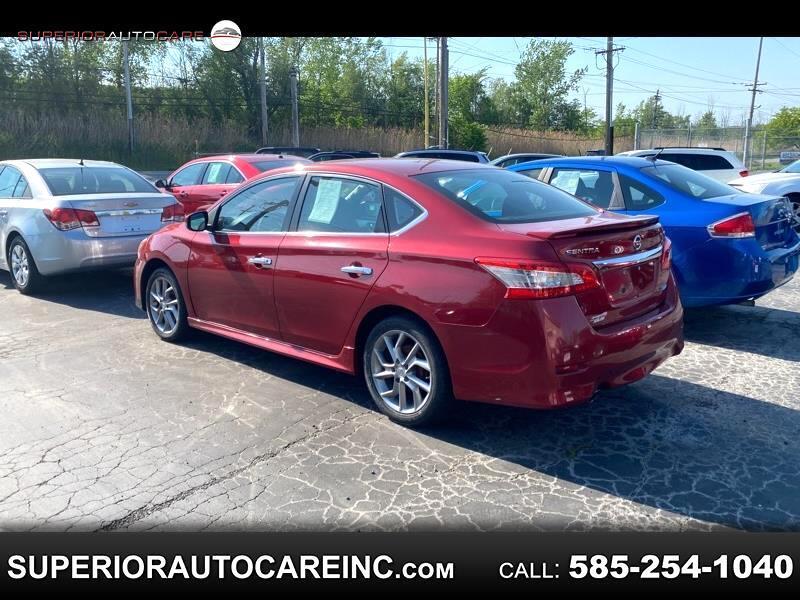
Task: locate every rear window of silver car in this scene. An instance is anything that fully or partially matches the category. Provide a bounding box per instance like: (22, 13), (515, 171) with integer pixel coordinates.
(414, 169), (598, 223)
(39, 167), (157, 196)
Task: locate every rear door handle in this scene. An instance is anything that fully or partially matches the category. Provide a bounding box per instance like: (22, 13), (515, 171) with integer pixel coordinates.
(247, 256), (273, 268)
(341, 265), (373, 276)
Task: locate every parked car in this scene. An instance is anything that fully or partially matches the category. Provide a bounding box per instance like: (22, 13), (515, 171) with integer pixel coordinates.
(308, 150), (381, 161)
(728, 159), (800, 229)
(156, 154), (312, 216)
(618, 147), (748, 182)
(490, 153), (562, 168)
(394, 149), (490, 163)
(255, 146), (320, 158)
(779, 151), (800, 165)
(508, 156), (800, 307)
(0, 159), (178, 294)
(134, 159), (683, 426)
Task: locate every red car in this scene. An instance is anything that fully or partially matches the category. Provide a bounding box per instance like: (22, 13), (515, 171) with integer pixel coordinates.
(156, 154), (311, 216)
(135, 159), (684, 426)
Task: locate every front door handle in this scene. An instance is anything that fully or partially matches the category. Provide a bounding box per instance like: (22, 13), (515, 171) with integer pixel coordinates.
(247, 256), (273, 268)
(341, 265), (373, 276)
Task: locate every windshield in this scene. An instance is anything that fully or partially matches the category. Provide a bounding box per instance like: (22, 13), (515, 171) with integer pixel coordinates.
(40, 166), (156, 196)
(781, 160), (800, 174)
(251, 159), (309, 173)
(640, 163), (736, 200)
(414, 169), (598, 223)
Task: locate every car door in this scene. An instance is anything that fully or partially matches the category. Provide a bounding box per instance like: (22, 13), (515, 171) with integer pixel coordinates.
(273, 174), (390, 355)
(194, 161), (244, 211)
(0, 166), (31, 267)
(186, 175), (303, 339)
(545, 166), (624, 210)
(167, 162), (208, 215)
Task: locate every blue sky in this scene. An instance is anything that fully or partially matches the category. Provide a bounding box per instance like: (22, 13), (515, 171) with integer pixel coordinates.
(378, 37), (800, 125)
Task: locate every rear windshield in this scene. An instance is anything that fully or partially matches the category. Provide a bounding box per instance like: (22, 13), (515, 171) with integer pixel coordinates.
(251, 159), (309, 172)
(414, 169), (598, 224)
(40, 166), (156, 196)
(640, 163), (736, 200)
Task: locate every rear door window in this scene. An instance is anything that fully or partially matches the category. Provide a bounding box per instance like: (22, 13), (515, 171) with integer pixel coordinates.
(0, 166), (22, 198)
(298, 177), (386, 233)
(549, 168), (616, 209)
(201, 162), (233, 185)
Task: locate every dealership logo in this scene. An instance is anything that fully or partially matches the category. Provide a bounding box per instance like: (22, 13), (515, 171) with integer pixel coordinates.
(210, 21), (242, 52)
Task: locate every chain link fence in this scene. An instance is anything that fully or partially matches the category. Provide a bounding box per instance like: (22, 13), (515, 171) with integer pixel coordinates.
(636, 126), (800, 172)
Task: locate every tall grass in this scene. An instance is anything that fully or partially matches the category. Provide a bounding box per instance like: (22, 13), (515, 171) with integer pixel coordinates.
(0, 110), (633, 169)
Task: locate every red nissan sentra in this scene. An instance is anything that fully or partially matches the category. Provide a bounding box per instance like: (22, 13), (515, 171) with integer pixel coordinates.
(134, 159), (683, 426)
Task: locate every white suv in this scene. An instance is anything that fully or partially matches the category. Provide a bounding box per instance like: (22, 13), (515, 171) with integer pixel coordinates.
(618, 147), (748, 183)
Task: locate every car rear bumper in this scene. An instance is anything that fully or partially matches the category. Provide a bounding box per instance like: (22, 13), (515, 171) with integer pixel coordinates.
(679, 237), (800, 307)
(25, 229), (149, 276)
(439, 277), (684, 409)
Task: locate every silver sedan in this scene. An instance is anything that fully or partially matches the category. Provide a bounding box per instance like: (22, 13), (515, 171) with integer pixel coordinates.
(0, 159), (178, 294)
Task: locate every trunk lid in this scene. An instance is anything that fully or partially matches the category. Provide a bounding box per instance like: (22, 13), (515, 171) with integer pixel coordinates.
(705, 193), (795, 250)
(499, 213), (669, 328)
(64, 192), (173, 237)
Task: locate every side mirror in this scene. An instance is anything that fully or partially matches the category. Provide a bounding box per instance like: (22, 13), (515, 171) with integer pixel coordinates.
(155, 179), (168, 189)
(186, 211), (209, 232)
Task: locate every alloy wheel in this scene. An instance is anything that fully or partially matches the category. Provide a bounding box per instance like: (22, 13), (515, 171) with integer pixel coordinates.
(370, 330), (433, 414)
(149, 275), (180, 336)
(10, 244), (29, 287)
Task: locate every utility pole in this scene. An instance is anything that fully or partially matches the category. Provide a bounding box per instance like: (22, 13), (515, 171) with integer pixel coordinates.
(122, 39), (134, 155)
(597, 37), (623, 156)
(258, 37), (268, 147)
(423, 37), (430, 149)
(289, 66), (300, 147)
(652, 89), (661, 129)
(744, 37), (764, 169)
(438, 36), (449, 149)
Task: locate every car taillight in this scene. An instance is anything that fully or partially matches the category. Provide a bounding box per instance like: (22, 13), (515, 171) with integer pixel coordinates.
(661, 236), (672, 270)
(161, 203), (182, 222)
(42, 208), (99, 230)
(707, 212), (755, 238)
(739, 170), (749, 177)
(475, 257), (600, 299)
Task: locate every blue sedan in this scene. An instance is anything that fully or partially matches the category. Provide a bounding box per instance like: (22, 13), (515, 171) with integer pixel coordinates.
(506, 156), (800, 307)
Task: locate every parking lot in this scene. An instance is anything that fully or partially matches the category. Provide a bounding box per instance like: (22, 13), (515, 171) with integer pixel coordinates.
(0, 268), (798, 532)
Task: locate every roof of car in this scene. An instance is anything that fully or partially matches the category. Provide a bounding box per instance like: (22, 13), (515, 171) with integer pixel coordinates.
(15, 158), (124, 169)
(621, 147), (730, 155)
(512, 155), (670, 169)
(193, 153), (312, 164)
(263, 157), (498, 179)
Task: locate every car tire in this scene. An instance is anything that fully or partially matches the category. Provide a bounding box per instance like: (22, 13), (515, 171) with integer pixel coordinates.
(363, 316), (453, 427)
(7, 237), (44, 295)
(145, 267), (189, 342)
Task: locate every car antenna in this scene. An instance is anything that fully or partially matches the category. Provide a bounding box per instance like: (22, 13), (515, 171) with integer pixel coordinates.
(648, 148), (665, 162)
(79, 158), (84, 166)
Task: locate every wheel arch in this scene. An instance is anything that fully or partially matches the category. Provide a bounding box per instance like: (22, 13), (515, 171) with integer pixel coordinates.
(353, 304), (451, 378)
(139, 257), (173, 309)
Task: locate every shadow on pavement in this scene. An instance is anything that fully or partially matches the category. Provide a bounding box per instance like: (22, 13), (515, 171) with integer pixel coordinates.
(0, 269), (144, 319)
(183, 327), (800, 531)
(683, 305), (800, 362)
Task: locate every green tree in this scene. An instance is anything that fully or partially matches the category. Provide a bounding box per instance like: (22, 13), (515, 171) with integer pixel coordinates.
(511, 39), (586, 130)
(693, 110), (718, 130)
(766, 106), (800, 137)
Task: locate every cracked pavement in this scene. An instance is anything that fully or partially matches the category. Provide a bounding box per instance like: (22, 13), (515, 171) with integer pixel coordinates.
(0, 269), (798, 532)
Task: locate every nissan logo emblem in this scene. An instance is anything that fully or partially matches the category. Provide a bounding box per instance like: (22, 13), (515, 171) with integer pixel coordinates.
(633, 235), (643, 251)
